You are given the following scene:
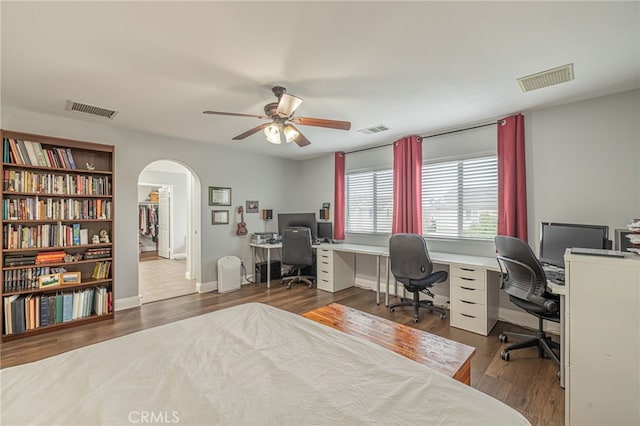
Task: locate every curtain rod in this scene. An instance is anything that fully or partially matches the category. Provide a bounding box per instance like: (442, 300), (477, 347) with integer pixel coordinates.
(345, 121), (497, 155)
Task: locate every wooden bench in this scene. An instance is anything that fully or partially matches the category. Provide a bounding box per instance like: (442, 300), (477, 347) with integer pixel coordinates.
(302, 303), (476, 385)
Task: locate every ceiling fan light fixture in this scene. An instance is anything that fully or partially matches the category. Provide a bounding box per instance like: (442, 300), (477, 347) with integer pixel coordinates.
(276, 93), (303, 117)
(264, 124), (282, 144)
(283, 124), (299, 143)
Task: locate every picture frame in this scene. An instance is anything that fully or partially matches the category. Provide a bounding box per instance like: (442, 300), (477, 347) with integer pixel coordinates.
(212, 210), (229, 225)
(246, 200), (259, 213)
(39, 273), (60, 288)
(60, 271), (81, 285)
(209, 186), (231, 206)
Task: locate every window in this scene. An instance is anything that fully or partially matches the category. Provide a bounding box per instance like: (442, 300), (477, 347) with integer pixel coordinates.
(346, 170), (393, 234)
(422, 156), (497, 239)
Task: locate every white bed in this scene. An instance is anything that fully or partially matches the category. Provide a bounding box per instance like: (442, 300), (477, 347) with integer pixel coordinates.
(1, 303), (529, 425)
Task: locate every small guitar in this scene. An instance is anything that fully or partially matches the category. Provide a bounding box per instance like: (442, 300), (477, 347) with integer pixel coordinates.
(236, 206), (248, 236)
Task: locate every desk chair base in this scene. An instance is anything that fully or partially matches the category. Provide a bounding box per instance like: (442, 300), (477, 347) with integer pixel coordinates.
(283, 274), (314, 289)
(499, 317), (560, 366)
(389, 291), (447, 323)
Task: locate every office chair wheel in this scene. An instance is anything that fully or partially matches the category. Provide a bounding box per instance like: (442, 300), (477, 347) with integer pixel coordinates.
(439, 313), (446, 320)
(557, 371), (561, 380)
(390, 307), (396, 312)
(308, 283), (313, 289)
(499, 334), (508, 343)
(500, 350), (511, 361)
(413, 318), (419, 324)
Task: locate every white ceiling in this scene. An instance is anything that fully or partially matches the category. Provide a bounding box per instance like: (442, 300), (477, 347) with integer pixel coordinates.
(2, 1), (639, 161)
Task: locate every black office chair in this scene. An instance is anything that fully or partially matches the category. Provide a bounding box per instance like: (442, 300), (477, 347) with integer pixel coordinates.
(494, 235), (560, 367)
(388, 233), (448, 323)
(281, 227), (314, 289)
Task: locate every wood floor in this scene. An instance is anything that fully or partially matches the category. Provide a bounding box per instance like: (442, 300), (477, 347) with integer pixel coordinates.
(0, 282), (564, 425)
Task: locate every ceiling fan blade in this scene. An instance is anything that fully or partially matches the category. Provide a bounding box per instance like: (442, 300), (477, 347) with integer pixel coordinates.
(276, 93), (303, 118)
(232, 122), (272, 140)
(290, 116), (351, 131)
(289, 125), (311, 147)
(203, 110), (268, 120)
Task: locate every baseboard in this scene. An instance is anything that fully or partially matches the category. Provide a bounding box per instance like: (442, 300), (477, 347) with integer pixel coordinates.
(196, 280), (216, 293)
(172, 253), (187, 260)
(115, 295), (141, 311)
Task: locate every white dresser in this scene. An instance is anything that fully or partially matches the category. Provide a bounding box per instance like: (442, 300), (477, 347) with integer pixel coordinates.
(564, 251), (640, 425)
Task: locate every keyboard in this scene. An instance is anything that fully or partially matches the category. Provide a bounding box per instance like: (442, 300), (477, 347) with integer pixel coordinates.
(543, 265), (565, 285)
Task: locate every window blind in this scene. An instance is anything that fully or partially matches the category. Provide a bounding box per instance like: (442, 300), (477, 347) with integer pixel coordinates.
(346, 170), (393, 234)
(422, 156), (497, 239)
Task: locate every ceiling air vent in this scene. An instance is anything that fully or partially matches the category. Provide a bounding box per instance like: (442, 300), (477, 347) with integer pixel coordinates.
(65, 100), (118, 119)
(517, 63), (574, 93)
(358, 124), (390, 135)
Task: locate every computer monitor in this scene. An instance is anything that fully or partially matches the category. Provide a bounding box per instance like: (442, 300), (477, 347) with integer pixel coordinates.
(539, 222), (609, 268)
(317, 222), (333, 242)
(278, 213), (317, 239)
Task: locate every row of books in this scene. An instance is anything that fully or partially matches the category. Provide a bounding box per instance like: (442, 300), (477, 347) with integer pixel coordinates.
(3, 287), (112, 335)
(2, 266), (67, 292)
(3, 137), (78, 169)
(3, 197), (112, 221)
(91, 261), (112, 280)
(3, 223), (90, 250)
(4, 248), (111, 267)
(3, 169), (111, 196)
(84, 247), (112, 259)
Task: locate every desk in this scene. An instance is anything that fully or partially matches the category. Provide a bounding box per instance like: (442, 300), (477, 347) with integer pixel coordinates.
(251, 242), (502, 336)
(249, 242), (388, 304)
(303, 303), (476, 385)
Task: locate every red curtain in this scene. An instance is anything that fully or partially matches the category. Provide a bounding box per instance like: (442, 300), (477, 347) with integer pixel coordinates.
(333, 151), (346, 240)
(392, 136), (423, 234)
(497, 114), (528, 240)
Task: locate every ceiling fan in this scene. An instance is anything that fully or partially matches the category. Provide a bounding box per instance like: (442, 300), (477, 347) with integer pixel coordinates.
(203, 86), (351, 147)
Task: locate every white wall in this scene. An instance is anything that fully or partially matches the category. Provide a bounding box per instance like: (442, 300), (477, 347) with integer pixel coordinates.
(526, 89), (640, 253)
(2, 106), (300, 304)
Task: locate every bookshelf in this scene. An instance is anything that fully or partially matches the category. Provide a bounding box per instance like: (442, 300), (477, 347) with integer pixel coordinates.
(1, 130), (115, 341)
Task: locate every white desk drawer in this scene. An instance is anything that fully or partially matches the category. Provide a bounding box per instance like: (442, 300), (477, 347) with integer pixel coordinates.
(317, 259), (333, 274)
(451, 275), (485, 291)
(317, 278), (333, 292)
(451, 284), (485, 304)
(451, 298), (486, 319)
(451, 266), (485, 282)
(317, 269), (332, 280)
(450, 311), (487, 335)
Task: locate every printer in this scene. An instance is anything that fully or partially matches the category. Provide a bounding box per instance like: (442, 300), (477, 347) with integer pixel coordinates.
(251, 232), (278, 244)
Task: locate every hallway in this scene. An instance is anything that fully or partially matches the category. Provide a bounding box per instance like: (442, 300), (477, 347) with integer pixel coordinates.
(139, 258), (196, 304)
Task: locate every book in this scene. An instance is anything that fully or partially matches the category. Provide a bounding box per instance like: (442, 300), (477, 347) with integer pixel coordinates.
(80, 229), (88, 245)
(66, 148), (76, 169)
(48, 294), (56, 325)
(39, 295), (49, 327)
(55, 293), (64, 323)
(11, 295), (26, 335)
(34, 142), (48, 167)
(62, 292), (73, 322)
(23, 141), (39, 166)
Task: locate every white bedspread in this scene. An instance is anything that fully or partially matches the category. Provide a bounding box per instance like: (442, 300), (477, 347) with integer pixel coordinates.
(1, 303), (529, 425)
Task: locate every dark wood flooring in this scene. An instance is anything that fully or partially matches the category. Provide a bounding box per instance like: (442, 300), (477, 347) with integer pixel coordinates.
(0, 283), (564, 425)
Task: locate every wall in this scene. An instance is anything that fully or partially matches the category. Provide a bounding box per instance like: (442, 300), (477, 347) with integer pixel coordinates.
(1, 106), (300, 307)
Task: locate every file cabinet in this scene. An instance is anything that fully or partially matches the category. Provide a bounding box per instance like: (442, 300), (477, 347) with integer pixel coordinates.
(449, 265), (498, 336)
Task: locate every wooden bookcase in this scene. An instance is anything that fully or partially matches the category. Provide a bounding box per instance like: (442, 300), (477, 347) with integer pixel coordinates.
(1, 130), (115, 341)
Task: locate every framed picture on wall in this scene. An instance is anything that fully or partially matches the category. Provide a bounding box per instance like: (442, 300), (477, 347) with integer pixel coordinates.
(209, 187), (231, 206)
(212, 210), (229, 225)
(246, 200), (259, 213)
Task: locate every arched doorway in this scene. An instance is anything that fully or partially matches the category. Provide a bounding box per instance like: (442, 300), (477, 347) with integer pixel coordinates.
(137, 160), (201, 304)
